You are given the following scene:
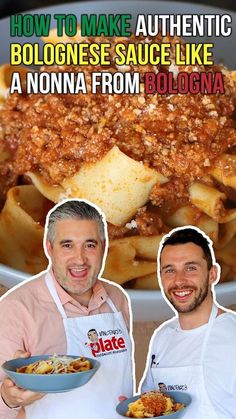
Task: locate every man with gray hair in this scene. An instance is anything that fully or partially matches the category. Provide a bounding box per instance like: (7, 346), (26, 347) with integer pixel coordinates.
(46, 200), (106, 244)
(0, 199), (134, 419)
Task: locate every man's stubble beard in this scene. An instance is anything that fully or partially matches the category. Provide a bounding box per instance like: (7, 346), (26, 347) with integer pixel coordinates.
(166, 275), (210, 314)
(53, 267), (95, 296)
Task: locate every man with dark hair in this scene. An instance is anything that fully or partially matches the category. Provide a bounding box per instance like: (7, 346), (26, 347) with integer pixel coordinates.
(0, 199), (133, 419)
(161, 227), (213, 270)
(140, 226), (236, 419)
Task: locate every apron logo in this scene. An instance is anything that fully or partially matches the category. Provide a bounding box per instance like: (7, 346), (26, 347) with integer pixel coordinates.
(158, 382), (167, 392)
(158, 382), (188, 391)
(87, 328), (99, 343)
(86, 328), (127, 358)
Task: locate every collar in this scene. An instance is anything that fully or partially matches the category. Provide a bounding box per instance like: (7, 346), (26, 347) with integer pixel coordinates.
(176, 303), (218, 333)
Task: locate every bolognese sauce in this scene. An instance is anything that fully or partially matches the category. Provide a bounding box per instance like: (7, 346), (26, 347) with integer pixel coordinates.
(0, 34), (236, 240)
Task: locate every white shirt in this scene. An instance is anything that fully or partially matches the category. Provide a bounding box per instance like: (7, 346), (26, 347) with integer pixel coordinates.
(141, 311), (236, 418)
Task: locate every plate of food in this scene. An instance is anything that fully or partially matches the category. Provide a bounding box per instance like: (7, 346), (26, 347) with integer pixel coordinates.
(116, 390), (192, 418)
(0, 1), (236, 321)
(2, 354), (100, 392)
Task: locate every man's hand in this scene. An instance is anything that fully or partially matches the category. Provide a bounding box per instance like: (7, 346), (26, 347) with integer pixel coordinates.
(119, 395), (127, 402)
(1, 378), (45, 408)
(1, 350), (45, 408)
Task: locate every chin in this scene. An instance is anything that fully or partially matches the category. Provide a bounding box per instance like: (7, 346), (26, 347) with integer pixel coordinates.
(169, 299), (193, 313)
(69, 284), (88, 294)
(175, 302), (200, 313)
(175, 306), (193, 313)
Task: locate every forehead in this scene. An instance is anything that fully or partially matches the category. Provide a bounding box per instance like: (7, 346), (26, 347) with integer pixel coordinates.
(53, 218), (100, 240)
(160, 242), (206, 265)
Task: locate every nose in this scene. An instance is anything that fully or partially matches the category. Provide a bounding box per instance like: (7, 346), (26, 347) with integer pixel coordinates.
(172, 270), (185, 287)
(71, 245), (87, 264)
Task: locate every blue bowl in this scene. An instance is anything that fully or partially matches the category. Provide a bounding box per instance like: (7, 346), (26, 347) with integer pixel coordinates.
(2, 355), (100, 393)
(116, 391), (192, 418)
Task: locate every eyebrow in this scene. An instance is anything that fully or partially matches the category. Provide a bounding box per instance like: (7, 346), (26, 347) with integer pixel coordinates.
(59, 240), (73, 245)
(59, 239), (99, 245)
(85, 239), (99, 244)
(161, 264), (173, 271)
(161, 261), (201, 270)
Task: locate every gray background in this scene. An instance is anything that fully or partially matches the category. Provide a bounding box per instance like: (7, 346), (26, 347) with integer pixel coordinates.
(1, 0), (236, 18)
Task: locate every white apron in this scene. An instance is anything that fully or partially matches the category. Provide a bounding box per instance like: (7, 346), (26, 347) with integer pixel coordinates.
(25, 273), (133, 419)
(151, 304), (220, 419)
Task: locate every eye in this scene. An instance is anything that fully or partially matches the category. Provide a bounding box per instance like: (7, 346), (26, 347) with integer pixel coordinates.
(186, 265), (197, 271)
(61, 243), (72, 249)
(85, 242), (97, 249)
(163, 268), (175, 274)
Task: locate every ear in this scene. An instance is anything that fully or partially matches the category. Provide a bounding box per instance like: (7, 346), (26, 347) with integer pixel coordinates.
(209, 265), (219, 285)
(102, 239), (106, 252)
(46, 240), (52, 258)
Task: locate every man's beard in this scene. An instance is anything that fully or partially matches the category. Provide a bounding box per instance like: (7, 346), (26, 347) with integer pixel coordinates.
(52, 265), (96, 297)
(166, 277), (209, 313)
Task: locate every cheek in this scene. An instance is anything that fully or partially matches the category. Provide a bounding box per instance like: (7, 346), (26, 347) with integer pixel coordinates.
(161, 280), (170, 292)
(51, 252), (68, 268)
(89, 251), (103, 265)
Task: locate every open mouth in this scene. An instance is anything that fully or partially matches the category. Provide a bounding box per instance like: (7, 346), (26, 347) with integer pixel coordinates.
(172, 289), (194, 301)
(68, 267), (89, 279)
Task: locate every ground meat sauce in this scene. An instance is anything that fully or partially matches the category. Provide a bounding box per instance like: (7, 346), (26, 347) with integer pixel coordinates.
(0, 35), (236, 237)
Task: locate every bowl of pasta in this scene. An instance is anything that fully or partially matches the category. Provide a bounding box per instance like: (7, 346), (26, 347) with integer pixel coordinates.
(2, 355), (100, 392)
(0, 1), (236, 321)
(116, 390), (192, 418)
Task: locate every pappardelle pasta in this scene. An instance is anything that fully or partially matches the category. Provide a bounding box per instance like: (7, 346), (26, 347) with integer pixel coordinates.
(0, 28), (236, 290)
(16, 355), (91, 374)
(125, 391), (185, 417)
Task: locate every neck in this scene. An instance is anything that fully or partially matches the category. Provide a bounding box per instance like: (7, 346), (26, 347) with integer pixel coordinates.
(178, 294), (214, 330)
(70, 289), (93, 307)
